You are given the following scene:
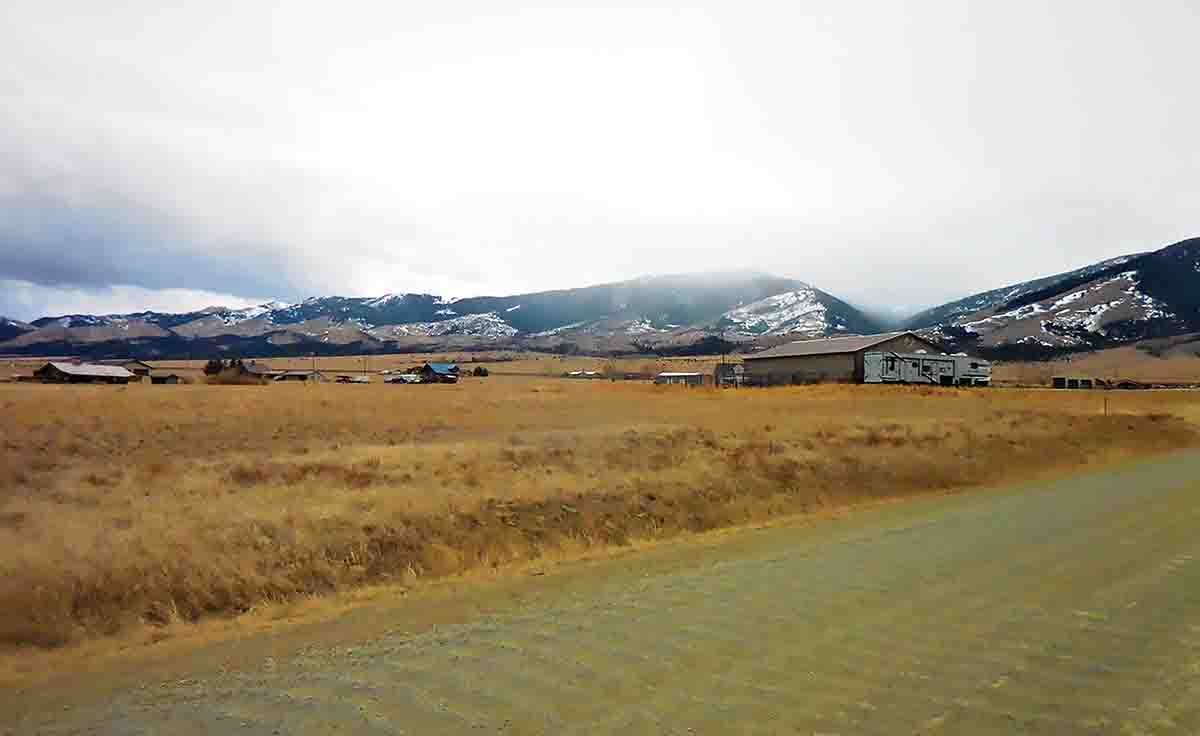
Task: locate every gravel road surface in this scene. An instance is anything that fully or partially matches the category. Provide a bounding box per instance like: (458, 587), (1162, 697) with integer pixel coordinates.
(7, 453), (1200, 734)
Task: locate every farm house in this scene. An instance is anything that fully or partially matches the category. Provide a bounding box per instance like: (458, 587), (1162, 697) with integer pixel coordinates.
(742, 331), (952, 385)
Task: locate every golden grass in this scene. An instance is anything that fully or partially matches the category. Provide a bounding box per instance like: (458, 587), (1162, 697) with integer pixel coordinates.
(1, 378), (1198, 648)
(143, 352), (723, 381)
(994, 345), (1200, 385)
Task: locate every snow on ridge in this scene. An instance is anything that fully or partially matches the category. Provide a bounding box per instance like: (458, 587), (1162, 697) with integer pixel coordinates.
(506, 304), (522, 312)
(959, 270), (1175, 346)
(624, 318), (658, 335)
(529, 321), (588, 337)
(720, 289), (829, 335)
(370, 312), (517, 339)
(365, 293), (398, 307)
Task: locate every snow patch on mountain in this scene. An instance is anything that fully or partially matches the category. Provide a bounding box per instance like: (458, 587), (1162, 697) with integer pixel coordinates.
(948, 270), (1176, 347)
(624, 318), (658, 335)
(370, 312), (517, 339)
(529, 321), (588, 337)
(719, 288), (830, 336)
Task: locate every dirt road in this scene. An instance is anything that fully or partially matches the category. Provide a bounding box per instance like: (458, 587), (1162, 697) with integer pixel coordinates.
(8, 453), (1200, 734)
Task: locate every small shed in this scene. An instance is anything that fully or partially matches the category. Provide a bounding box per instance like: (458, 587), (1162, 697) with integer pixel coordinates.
(274, 370), (326, 383)
(1052, 376), (1095, 390)
(150, 374), (182, 385)
(335, 375), (370, 384)
(33, 362), (134, 384)
(654, 372), (704, 386)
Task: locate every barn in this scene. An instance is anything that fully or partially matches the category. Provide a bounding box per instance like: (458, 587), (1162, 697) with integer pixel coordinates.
(742, 331), (945, 385)
(33, 362), (135, 384)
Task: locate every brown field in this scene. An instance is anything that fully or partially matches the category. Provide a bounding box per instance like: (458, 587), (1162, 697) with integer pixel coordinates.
(993, 344), (1200, 385)
(2, 376), (1199, 650)
(6, 339), (1199, 387)
(147, 352), (725, 380)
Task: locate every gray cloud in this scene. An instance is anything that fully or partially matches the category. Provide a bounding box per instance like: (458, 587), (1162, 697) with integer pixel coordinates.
(1, 1), (1198, 321)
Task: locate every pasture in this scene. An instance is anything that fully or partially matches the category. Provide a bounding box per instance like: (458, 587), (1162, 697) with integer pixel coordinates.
(2, 374), (1198, 648)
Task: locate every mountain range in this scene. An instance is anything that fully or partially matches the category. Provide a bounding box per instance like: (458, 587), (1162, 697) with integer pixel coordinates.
(2, 237), (1198, 360)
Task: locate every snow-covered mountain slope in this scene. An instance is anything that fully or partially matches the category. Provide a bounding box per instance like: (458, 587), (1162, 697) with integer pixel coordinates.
(717, 286), (873, 337)
(368, 312), (519, 339)
(0, 271), (887, 358)
(916, 237), (1200, 352)
(905, 255), (1141, 330)
(719, 288), (836, 336)
(0, 317), (34, 342)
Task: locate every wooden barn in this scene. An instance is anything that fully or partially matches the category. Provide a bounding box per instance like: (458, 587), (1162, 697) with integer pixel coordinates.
(742, 331), (945, 385)
(33, 362), (135, 384)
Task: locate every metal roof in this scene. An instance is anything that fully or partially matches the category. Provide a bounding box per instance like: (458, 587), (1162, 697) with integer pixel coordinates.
(425, 363), (458, 374)
(44, 361), (135, 378)
(743, 331), (933, 360)
(657, 372), (703, 377)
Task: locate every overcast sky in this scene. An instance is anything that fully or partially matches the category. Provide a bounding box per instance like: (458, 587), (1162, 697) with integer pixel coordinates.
(2, 1), (1197, 321)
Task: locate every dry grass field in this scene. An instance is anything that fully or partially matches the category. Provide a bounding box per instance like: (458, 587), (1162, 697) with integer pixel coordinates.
(143, 353), (723, 381)
(2, 376), (1198, 650)
(993, 344), (1200, 385)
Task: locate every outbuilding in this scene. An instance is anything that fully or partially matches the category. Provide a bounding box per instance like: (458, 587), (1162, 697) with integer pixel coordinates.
(742, 331), (945, 385)
(33, 361), (134, 384)
(654, 372), (704, 386)
(273, 370), (326, 383)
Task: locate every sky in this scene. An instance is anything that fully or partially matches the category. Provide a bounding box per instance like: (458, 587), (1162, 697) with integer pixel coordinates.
(2, 1), (1198, 322)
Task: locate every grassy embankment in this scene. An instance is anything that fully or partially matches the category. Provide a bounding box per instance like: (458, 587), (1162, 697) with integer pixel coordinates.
(1, 377), (1197, 648)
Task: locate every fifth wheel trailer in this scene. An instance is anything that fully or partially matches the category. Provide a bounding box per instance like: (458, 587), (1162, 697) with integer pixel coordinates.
(863, 352), (991, 386)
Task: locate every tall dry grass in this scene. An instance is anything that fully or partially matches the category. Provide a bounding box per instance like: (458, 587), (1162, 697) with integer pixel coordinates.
(1, 379), (1197, 647)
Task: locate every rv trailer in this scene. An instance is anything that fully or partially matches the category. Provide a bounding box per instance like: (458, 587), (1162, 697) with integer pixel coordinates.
(863, 352), (991, 386)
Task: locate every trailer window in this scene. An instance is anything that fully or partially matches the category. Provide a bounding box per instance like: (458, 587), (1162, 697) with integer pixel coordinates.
(970, 362), (980, 369)
(922, 364), (932, 375)
(885, 357), (897, 371)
